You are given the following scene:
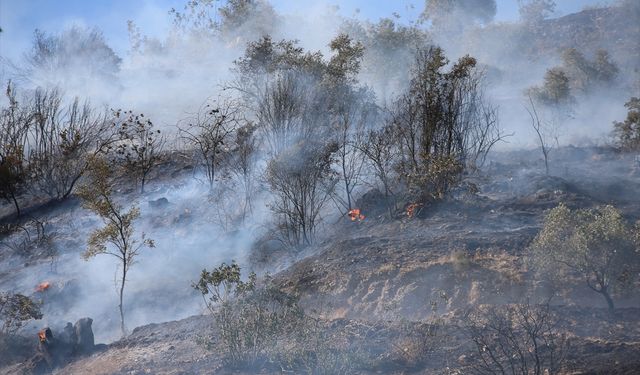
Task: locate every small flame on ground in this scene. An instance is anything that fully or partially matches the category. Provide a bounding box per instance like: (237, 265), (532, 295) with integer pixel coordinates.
(406, 203), (423, 218)
(35, 281), (51, 293)
(38, 329), (47, 343)
(348, 208), (365, 222)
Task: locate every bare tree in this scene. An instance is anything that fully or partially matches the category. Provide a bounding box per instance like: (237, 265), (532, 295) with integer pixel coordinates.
(464, 300), (567, 375)
(255, 71), (314, 156)
(525, 95), (551, 175)
(228, 122), (258, 219)
(266, 140), (338, 246)
(465, 98), (509, 171)
(358, 124), (398, 215)
(179, 99), (239, 189)
(28, 88), (112, 200)
(110, 110), (164, 194)
(330, 89), (373, 213)
(78, 158), (154, 336)
(0, 83), (30, 216)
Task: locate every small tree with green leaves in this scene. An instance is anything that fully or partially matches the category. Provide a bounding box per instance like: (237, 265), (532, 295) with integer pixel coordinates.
(78, 158), (154, 336)
(612, 97), (640, 151)
(529, 203), (640, 310)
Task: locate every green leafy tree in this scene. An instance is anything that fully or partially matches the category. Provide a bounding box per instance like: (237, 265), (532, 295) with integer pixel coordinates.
(422, 0), (497, 29)
(341, 18), (428, 102)
(530, 68), (572, 107)
(612, 97), (640, 151)
(560, 48), (618, 94)
(529, 203), (640, 310)
(78, 158), (154, 336)
(26, 27), (121, 87)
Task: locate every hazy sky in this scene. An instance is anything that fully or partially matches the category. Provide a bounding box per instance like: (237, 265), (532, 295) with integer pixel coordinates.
(0, 0), (615, 62)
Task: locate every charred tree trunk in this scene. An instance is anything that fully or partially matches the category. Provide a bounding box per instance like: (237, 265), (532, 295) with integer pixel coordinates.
(10, 190), (20, 217)
(600, 288), (615, 311)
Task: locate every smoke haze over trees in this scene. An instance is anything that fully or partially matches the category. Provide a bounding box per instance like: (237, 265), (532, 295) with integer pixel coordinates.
(0, 0), (639, 373)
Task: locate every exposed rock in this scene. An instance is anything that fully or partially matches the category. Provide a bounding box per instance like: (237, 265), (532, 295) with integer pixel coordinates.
(355, 188), (393, 218)
(17, 318), (97, 374)
(74, 317), (95, 355)
(148, 197), (169, 209)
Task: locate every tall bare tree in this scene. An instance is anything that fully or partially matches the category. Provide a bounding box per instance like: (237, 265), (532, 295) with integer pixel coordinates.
(179, 98), (240, 189)
(525, 95), (552, 175)
(266, 141), (338, 246)
(464, 300), (566, 375)
(28, 88), (112, 200)
(110, 110), (164, 194)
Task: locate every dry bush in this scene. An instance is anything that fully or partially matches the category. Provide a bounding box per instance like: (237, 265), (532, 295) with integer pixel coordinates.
(450, 249), (474, 272)
(194, 263), (371, 373)
(0, 292), (43, 335)
(463, 301), (567, 375)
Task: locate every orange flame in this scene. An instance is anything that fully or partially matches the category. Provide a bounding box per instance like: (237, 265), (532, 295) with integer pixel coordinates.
(35, 281), (51, 293)
(406, 203), (422, 218)
(38, 329), (47, 343)
(348, 208), (365, 222)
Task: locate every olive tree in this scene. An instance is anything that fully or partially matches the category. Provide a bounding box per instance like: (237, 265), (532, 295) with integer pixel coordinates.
(78, 158), (154, 336)
(529, 203), (640, 310)
(612, 97), (640, 151)
(518, 0), (556, 24)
